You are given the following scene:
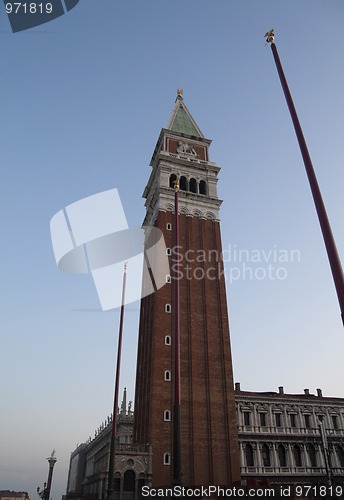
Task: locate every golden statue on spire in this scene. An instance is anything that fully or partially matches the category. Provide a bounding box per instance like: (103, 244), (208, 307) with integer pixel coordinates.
(264, 29), (275, 44)
(177, 88), (183, 98)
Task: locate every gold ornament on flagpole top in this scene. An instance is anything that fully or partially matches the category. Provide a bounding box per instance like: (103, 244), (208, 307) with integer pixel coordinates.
(174, 179), (179, 191)
(264, 29), (275, 45)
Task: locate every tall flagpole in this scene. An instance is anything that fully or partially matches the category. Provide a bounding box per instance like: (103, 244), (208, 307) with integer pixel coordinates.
(107, 262), (128, 500)
(173, 179), (182, 486)
(265, 29), (344, 326)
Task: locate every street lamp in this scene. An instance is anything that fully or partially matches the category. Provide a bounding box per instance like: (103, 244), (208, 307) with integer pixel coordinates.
(318, 417), (332, 486)
(37, 450), (57, 500)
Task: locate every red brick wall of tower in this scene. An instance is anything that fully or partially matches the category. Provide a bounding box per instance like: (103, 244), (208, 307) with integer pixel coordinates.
(133, 209), (241, 487)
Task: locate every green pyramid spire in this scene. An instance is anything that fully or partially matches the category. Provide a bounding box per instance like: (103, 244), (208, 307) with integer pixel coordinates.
(167, 90), (204, 138)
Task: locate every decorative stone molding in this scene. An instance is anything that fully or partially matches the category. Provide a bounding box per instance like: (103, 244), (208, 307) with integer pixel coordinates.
(114, 456), (148, 475)
(256, 403), (269, 412)
(271, 404), (284, 412)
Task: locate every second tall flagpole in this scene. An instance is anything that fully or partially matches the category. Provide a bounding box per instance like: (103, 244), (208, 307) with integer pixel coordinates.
(173, 179), (182, 486)
(107, 262), (128, 500)
(265, 29), (344, 326)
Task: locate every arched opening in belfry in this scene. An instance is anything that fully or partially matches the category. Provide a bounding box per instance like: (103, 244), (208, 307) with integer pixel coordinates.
(180, 176), (187, 191)
(189, 178), (197, 193)
(199, 180), (207, 195)
(169, 173), (177, 188)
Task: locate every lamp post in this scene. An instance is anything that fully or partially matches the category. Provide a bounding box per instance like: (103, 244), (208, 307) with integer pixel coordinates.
(37, 450), (57, 500)
(318, 417), (332, 486)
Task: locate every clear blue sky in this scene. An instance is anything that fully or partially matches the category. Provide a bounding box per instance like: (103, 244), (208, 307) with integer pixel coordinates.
(1, 1), (344, 498)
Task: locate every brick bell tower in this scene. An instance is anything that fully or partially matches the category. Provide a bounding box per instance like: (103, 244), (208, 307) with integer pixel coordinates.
(133, 91), (240, 487)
